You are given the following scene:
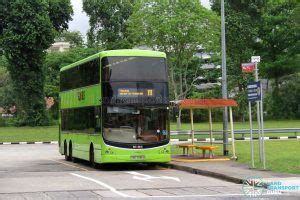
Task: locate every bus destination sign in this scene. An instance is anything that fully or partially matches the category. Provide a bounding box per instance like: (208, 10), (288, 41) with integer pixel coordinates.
(118, 88), (154, 97)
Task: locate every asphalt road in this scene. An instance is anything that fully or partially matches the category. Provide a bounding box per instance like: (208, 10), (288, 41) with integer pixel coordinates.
(0, 144), (298, 200)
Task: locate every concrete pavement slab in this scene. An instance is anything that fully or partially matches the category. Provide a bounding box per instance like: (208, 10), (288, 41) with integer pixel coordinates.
(0, 193), (25, 200)
(122, 190), (149, 197)
(44, 191), (75, 199)
(160, 188), (199, 195)
(69, 191), (101, 199)
(203, 186), (243, 194)
(21, 192), (51, 200)
(182, 187), (223, 195)
(93, 190), (121, 198)
(137, 189), (174, 196)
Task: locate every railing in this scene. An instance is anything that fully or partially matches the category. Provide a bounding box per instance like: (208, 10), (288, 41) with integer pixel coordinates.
(170, 128), (300, 137)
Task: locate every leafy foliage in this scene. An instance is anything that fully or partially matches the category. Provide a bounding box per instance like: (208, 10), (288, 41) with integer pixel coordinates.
(83, 0), (134, 49)
(128, 1), (220, 100)
(258, 1), (300, 85)
(55, 31), (84, 48)
(0, 56), (14, 110)
(264, 73), (300, 119)
(211, 0), (299, 120)
(1, 0), (72, 126)
(127, 1), (219, 128)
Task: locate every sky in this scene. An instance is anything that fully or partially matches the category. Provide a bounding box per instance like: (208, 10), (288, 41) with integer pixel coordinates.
(68, 0), (211, 37)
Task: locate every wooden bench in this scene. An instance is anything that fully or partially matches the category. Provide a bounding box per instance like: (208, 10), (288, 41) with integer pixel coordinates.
(195, 146), (218, 158)
(178, 144), (197, 155)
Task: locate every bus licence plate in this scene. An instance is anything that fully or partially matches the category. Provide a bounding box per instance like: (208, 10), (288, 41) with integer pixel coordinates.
(131, 155), (145, 160)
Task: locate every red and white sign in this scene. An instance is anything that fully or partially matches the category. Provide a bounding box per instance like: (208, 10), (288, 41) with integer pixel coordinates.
(242, 63), (255, 73)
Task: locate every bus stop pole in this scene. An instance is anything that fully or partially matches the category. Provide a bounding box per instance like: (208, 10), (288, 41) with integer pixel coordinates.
(255, 62), (263, 162)
(248, 101), (255, 168)
(229, 107), (237, 159)
(260, 86), (266, 169)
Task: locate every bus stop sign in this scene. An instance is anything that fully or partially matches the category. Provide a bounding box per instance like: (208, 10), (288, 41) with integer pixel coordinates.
(242, 63), (255, 73)
(247, 81), (261, 102)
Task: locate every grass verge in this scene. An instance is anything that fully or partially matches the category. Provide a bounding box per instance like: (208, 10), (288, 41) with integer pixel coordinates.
(0, 126), (58, 142)
(171, 140), (300, 174)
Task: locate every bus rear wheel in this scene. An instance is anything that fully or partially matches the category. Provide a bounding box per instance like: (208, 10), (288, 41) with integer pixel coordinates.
(89, 145), (96, 168)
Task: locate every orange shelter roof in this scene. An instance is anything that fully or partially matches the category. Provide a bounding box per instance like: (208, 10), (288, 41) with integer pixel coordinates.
(179, 99), (237, 109)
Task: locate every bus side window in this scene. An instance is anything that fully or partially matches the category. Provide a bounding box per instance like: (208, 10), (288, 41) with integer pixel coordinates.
(95, 106), (101, 133)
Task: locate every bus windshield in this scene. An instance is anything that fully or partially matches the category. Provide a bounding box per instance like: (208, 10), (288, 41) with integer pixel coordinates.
(103, 106), (169, 144)
(102, 56), (168, 82)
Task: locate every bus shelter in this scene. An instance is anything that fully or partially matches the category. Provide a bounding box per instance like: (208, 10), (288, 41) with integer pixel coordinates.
(176, 99), (238, 159)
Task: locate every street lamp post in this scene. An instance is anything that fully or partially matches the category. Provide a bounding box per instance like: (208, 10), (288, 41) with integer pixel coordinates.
(221, 0), (229, 155)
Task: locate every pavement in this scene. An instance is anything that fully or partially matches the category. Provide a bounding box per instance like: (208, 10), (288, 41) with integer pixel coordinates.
(160, 156), (300, 198)
(0, 144), (299, 199)
(162, 158), (300, 182)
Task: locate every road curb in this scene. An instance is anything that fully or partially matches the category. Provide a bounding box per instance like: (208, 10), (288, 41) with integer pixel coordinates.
(159, 162), (243, 184)
(0, 141), (58, 145)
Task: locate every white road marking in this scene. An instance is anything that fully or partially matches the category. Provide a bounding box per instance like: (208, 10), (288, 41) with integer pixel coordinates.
(70, 173), (129, 197)
(126, 171), (181, 182)
(70, 173), (283, 199)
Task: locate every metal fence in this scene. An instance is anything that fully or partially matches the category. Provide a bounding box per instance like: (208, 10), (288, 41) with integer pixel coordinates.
(170, 128), (300, 137)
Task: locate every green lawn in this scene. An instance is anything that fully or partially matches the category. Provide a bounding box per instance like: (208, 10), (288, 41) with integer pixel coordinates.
(171, 140), (300, 174)
(0, 119), (299, 142)
(0, 126), (58, 142)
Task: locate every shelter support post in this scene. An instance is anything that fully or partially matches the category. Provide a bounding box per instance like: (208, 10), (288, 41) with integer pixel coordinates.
(229, 107), (237, 160)
(208, 108), (213, 146)
(190, 109), (195, 155)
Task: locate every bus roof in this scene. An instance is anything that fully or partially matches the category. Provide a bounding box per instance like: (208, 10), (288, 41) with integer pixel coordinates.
(60, 49), (166, 72)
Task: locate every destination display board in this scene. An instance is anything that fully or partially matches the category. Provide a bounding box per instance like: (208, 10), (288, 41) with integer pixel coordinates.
(118, 88), (154, 97)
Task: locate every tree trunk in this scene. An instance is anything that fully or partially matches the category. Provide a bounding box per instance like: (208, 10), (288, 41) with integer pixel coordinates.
(176, 109), (182, 130)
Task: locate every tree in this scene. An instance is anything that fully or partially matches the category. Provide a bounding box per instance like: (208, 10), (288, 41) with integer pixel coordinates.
(83, 0), (134, 49)
(56, 31), (84, 48)
(1, 0), (73, 126)
(128, 1), (220, 128)
(264, 73), (300, 119)
(211, 0), (265, 120)
(258, 1), (299, 87)
(0, 56), (14, 110)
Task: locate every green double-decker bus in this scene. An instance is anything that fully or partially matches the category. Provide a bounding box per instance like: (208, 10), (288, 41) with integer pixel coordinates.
(59, 49), (171, 166)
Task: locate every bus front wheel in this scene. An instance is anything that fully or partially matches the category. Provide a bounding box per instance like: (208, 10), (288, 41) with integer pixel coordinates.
(64, 141), (70, 161)
(89, 145), (96, 168)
